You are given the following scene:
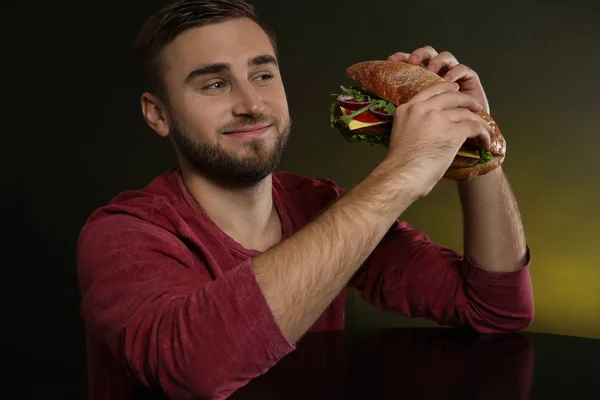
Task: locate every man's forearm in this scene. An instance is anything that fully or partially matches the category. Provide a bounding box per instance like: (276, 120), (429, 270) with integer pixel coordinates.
(252, 160), (420, 343)
(458, 167), (528, 272)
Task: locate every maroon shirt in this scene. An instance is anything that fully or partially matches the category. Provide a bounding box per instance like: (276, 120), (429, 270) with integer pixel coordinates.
(76, 169), (533, 400)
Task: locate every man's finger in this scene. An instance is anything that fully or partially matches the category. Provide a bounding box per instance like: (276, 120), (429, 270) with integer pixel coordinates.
(425, 91), (483, 113)
(443, 63), (478, 83)
(444, 109), (494, 134)
(457, 121), (492, 150)
(408, 46), (439, 65)
(407, 81), (460, 104)
(426, 51), (459, 74)
(387, 52), (411, 62)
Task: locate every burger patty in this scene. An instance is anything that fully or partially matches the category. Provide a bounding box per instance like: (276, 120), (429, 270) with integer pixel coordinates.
(354, 123), (392, 136)
(451, 155), (480, 168)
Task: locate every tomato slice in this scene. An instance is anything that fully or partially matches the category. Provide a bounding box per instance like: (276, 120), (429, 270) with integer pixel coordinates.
(341, 107), (386, 124)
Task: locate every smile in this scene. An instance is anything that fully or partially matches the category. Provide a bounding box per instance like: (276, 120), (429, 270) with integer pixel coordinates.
(223, 124), (273, 138)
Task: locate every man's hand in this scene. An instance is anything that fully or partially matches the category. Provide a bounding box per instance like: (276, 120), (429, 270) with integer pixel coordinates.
(389, 46), (528, 272)
(384, 81), (492, 198)
(388, 46), (490, 115)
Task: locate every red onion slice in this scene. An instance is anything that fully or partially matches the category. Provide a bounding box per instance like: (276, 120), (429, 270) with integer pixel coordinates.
(369, 106), (393, 121)
(337, 94), (372, 111)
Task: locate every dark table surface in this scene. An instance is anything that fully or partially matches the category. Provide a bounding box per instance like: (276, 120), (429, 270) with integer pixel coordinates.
(227, 327), (600, 399)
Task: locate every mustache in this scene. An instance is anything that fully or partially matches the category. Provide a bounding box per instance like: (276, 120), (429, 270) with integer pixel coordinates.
(218, 114), (279, 134)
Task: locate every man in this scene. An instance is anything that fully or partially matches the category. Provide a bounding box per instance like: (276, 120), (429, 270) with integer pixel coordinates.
(76, 0), (533, 399)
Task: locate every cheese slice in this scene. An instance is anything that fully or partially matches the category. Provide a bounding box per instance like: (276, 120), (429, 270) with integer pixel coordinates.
(457, 149), (480, 159)
(340, 106), (389, 131)
(348, 118), (388, 131)
(340, 106), (480, 158)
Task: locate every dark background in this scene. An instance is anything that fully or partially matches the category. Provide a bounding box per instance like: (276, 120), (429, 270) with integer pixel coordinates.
(3, 0), (599, 398)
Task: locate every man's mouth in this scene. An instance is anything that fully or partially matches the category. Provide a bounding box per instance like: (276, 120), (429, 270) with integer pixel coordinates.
(223, 123), (273, 136)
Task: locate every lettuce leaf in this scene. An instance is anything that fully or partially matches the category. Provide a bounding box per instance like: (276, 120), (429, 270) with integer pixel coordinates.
(383, 102), (397, 115)
(329, 102), (339, 129)
(335, 85), (379, 103)
(478, 149), (493, 165)
(339, 103), (373, 125)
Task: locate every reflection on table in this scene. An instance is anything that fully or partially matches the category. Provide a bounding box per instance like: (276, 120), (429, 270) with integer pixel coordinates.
(130, 327), (600, 399)
(231, 327), (534, 399)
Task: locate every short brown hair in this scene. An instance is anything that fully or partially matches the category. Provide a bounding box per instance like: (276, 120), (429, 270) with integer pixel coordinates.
(134, 0), (278, 101)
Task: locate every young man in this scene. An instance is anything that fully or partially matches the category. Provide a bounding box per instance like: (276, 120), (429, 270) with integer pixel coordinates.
(76, 0), (533, 399)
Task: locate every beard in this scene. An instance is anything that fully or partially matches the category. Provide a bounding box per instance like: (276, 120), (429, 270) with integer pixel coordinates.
(170, 113), (291, 188)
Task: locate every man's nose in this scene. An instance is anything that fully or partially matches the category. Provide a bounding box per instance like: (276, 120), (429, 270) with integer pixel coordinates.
(232, 83), (265, 116)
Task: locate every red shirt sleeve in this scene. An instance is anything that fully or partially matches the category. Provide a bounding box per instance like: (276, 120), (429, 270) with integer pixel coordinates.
(348, 220), (534, 333)
(77, 215), (295, 399)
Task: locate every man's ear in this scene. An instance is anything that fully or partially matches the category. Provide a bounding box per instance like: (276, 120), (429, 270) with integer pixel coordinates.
(141, 92), (171, 138)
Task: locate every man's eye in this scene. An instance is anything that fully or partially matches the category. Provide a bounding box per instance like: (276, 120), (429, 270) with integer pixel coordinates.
(255, 74), (274, 82)
(204, 81), (226, 90)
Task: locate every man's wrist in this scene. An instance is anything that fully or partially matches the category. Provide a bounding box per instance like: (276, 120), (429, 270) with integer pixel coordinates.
(373, 159), (429, 204)
(458, 166), (504, 191)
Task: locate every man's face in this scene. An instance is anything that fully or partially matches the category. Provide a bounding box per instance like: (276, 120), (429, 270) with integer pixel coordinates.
(160, 18), (290, 187)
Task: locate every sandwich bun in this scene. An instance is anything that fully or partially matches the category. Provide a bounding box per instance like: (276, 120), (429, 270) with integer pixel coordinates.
(343, 60), (506, 180)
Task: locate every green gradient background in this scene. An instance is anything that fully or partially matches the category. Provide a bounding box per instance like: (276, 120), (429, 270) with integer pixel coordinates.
(251, 0), (600, 339)
(4, 1), (598, 395)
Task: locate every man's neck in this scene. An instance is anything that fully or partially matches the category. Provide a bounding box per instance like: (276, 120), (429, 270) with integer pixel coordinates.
(179, 167), (282, 252)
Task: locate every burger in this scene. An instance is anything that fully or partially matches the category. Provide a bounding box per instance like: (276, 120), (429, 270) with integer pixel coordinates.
(329, 60), (506, 180)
